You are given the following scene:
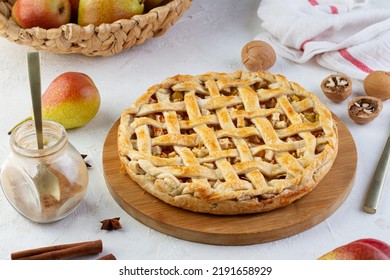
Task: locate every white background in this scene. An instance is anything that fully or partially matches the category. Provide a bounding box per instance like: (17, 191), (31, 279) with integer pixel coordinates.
(0, 0), (389, 260)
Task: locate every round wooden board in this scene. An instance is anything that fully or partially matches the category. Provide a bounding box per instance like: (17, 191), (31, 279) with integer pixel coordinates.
(103, 117), (357, 245)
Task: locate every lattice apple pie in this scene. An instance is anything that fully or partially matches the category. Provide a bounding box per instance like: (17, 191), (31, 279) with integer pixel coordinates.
(118, 71), (338, 215)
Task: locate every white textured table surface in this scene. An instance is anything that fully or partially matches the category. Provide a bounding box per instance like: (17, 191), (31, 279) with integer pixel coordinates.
(0, 0), (389, 260)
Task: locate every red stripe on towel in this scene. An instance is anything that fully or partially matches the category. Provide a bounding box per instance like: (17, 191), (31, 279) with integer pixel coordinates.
(308, 1), (339, 14)
(330, 5), (339, 14)
(338, 49), (373, 73)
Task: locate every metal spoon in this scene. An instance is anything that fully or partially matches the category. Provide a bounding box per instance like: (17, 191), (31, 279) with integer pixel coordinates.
(27, 52), (61, 201)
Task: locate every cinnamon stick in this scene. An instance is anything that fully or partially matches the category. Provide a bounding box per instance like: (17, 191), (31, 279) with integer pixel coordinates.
(11, 239), (103, 260)
(97, 253), (117, 260)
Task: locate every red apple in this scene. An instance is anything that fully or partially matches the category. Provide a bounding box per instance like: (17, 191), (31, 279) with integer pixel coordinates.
(42, 72), (100, 129)
(318, 238), (390, 260)
(350, 238), (390, 257)
(12, 0), (71, 29)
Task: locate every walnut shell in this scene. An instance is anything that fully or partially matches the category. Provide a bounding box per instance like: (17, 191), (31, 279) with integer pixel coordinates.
(348, 96), (383, 124)
(321, 74), (352, 103)
(363, 71), (390, 100)
(241, 40), (276, 72)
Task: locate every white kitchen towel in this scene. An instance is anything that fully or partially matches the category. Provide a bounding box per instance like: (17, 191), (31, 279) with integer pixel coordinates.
(255, 0), (390, 80)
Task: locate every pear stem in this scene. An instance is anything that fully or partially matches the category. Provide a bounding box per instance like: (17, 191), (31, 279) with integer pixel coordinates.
(8, 116), (33, 135)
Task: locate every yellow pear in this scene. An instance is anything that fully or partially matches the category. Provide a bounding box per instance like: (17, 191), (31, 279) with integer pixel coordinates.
(78, 0), (144, 26)
(8, 72), (100, 134)
(42, 72), (100, 129)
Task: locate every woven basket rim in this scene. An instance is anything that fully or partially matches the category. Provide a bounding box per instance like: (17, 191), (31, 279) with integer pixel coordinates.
(0, 0), (192, 56)
(1, 0), (185, 31)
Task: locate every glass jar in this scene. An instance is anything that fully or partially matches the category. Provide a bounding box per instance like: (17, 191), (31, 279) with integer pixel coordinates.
(0, 120), (89, 223)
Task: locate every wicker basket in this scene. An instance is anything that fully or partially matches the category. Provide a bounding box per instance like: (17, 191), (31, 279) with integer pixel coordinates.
(0, 0), (191, 56)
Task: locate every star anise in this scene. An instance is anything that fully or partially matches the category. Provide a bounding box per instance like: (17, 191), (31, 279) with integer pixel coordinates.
(81, 154), (92, 168)
(100, 217), (122, 231)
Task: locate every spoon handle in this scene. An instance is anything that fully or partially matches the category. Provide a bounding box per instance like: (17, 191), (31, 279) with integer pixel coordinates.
(363, 133), (390, 214)
(27, 52), (43, 149)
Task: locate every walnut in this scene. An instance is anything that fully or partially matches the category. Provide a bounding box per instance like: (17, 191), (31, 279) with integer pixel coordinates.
(363, 71), (390, 100)
(348, 96), (383, 124)
(241, 40), (276, 72)
(320, 74), (352, 103)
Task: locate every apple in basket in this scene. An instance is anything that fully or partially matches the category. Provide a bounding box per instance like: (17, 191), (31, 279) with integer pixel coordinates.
(69, 0), (80, 23)
(144, 0), (165, 12)
(77, 0), (144, 26)
(11, 0), (71, 29)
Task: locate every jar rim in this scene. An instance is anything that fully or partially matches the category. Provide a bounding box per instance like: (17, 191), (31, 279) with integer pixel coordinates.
(10, 120), (68, 157)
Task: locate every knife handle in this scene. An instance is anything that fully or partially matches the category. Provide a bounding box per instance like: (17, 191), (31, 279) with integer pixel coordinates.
(363, 134), (390, 214)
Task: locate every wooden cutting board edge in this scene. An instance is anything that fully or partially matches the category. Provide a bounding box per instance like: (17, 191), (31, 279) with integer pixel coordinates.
(102, 117), (357, 246)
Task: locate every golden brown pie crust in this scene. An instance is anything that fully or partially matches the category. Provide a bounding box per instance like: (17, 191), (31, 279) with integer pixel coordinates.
(118, 71), (338, 215)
